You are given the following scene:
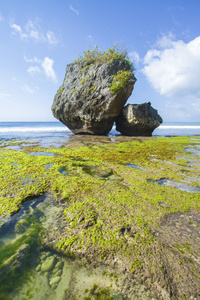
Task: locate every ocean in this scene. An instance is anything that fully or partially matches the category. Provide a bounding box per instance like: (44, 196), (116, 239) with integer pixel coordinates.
(0, 122), (200, 145)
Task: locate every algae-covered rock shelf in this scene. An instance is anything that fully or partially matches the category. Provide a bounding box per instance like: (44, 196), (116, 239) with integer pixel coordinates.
(0, 136), (200, 299)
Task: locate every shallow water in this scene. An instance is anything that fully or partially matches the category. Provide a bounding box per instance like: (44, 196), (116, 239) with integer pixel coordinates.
(0, 194), (122, 299)
(185, 148), (200, 156)
(147, 178), (200, 193)
(0, 194), (70, 299)
(59, 168), (67, 175)
(126, 163), (147, 171)
(27, 151), (55, 156)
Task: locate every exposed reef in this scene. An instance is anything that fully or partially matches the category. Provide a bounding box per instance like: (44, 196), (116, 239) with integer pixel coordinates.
(0, 136), (200, 299)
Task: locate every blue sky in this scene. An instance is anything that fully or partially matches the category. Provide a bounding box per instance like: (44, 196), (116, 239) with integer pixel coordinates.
(0, 0), (200, 122)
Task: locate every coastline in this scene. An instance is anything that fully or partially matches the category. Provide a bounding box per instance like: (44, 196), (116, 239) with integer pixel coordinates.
(0, 121), (200, 141)
(0, 134), (200, 299)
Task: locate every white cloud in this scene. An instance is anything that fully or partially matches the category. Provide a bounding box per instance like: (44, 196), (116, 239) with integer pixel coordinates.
(0, 93), (10, 100)
(87, 35), (93, 41)
(41, 57), (57, 83)
(143, 35), (200, 100)
(27, 66), (41, 75)
(24, 56), (41, 63)
(128, 51), (140, 65)
(155, 32), (176, 49)
(11, 23), (26, 37)
(23, 84), (34, 94)
(70, 5), (79, 15)
(24, 56), (57, 82)
(46, 31), (57, 45)
(10, 19), (57, 45)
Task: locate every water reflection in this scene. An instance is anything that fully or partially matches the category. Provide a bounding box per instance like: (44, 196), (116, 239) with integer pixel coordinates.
(147, 178), (200, 193)
(27, 151), (55, 156)
(126, 163), (147, 171)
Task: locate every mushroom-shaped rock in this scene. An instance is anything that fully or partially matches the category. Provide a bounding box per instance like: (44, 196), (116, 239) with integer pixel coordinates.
(116, 102), (163, 136)
(51, 48), (136, 135)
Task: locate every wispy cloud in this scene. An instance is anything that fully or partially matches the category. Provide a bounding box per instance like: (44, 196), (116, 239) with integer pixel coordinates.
(42, 57), (57, 83)
(24, 56), (41, 63)
(10, 19), (57, 45)
(27, 66), (41, 75)
(87, 35), (94, 41)
(24, 56), (57, 83)
(23, 84), (34, 94)
(0, 93), (10, 100)
(70, 5), (79, 15)
(46, 31), (57, 45)
(128, 51), (140, 65)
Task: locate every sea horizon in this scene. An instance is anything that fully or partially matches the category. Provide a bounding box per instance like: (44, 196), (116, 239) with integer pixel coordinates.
(0, 121), (200, 144)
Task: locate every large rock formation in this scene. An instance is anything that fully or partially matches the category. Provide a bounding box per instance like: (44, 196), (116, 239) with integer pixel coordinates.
(52, 57), (136, 135)
(116, 102), (163, 136)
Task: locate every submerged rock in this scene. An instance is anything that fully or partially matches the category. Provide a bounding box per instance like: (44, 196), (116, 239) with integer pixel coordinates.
(41, 256), (56, 272)
(51, 47), (136, 135)
(116, 102), (162, 136)
(49, 276), (61, 286)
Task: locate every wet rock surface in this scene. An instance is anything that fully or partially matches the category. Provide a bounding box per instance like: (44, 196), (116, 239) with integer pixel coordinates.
(116, 102), (163, 136)
(154, 212), (200, 299)
(51, 59), (136, 135)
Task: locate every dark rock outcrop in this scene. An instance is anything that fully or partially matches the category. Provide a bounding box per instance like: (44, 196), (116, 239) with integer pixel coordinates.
(51, 59), (136, 135)
(116, 102), (163, 136)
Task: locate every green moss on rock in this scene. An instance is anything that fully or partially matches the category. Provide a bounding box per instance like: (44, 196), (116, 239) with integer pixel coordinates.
(109, 70), (131, 94)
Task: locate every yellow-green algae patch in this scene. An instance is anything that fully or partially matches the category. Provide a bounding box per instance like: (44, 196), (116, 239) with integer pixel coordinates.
(0, 136), (200, 299)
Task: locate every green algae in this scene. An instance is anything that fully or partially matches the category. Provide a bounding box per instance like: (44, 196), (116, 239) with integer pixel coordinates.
(0, 136), (200, 298)
(0, 217), (43, 299)
(0, 136), (200, 231)
(83, 283), (113, 300)
(109, 70), (132, 95)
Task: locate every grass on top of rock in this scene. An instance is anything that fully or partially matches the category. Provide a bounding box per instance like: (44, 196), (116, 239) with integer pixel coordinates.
(0, 136), (200, 299)
(73, 45), (135, 72)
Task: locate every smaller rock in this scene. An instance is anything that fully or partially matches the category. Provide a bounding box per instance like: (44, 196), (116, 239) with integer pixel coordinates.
(51, 284), (57, 290)
(41, 256), (56, 272)
(40, 253), (46, 260)
(44, 271), (49, 277)
(55, 260), (64, 270)
(116, 102), (163, 136)
(49, 276), (61, 286)
(36, 264), (41, 272)
(108, 174), (122, 182)
(55, 270), (62, 276)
